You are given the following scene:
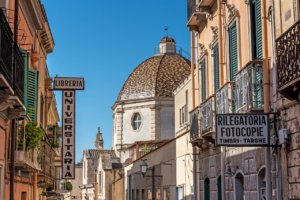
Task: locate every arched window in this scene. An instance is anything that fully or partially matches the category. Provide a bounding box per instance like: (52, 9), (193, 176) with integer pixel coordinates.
(258, 167), (266, 200)
(132, 113), (142, 130)
(204, 178), (210, 200)
(235, 172), (244, 200)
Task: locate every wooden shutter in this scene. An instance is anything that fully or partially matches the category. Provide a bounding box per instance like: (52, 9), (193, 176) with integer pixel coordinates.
(228, 22), (238, 81)
(27, 68), (38, 121)
(254, 0), (262, 59)
(201, 59), (206, 101)
(213, 43), (220, 92)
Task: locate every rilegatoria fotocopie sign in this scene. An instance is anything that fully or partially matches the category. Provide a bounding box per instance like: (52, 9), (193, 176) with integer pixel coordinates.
(216, 114), (269, 146)
(53, 77), (84, 90)
(62, 90), (75, 179)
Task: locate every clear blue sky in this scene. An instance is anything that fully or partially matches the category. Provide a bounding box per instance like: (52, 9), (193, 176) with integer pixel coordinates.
(43, 0), (190, 162)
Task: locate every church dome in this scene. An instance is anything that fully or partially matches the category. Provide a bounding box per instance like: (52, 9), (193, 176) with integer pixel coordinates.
(117, 53), (191, 101)
(160, 36), (176, 43)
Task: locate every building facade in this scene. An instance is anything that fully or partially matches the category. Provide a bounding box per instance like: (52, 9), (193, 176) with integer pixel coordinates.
(273, 0), (300, 199)
(187, 0), (275, 199)
(0, 0), (60, 199)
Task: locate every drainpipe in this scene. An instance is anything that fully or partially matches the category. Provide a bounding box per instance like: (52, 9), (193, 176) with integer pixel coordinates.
(261, 0), (271, 199)
(9, 0), (19, 199)
(191, 31), (195, 108)
(218, 0), (225, 85)
(269, 0), (282, 199)
(217, 1), (226, 199)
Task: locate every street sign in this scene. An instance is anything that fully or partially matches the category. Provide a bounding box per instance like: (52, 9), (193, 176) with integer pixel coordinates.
(53, 77), (84, 90)
(216, 113), (269, 146)
(62, 90), (76, 179)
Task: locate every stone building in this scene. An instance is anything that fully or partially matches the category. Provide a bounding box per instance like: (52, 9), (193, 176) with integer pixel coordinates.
(81, 128), (122, 200)
(112, 37), (191, 163)
(187, 0), (275, 199)
(273, 0), (300, 199)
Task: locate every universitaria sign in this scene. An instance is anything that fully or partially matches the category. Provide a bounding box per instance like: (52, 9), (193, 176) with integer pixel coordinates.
(53, 77), (84, 179)
(216, 114), (269, 146)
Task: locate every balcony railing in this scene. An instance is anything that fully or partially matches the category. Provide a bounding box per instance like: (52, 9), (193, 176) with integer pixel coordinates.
(15, 149), (41, 172)
(235, 60), (264, 113)
(187, 0), (197, 21)
(0, 9), (25, 103)
(276, 20), (300, 100)
(215, 82), (235, 114)
(189, 106), (201, 142)
(200, 95), (215, 136)
(0, 9), (13, 87)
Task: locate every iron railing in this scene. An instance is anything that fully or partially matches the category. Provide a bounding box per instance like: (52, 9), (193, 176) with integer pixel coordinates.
(187, 0), (197, 21)
(215, 82), (235, 114)
(0, 9), (25, 103)
(235, 60), (264, 113)
(0, 9), (13, 86)
(189, 106), (201, 142)
(276, 20), (300, 97)
(200, 95), (215, 135)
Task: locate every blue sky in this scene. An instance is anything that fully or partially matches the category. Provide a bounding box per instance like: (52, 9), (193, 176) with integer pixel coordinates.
(43, 0), (190, 162)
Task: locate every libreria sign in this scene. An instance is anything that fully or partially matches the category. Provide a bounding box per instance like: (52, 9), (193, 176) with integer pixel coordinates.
(216, 114), (269, 146)
(53, 77), (84, 179)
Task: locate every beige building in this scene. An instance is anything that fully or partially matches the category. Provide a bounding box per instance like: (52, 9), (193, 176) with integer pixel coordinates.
(273, 0), (300, 199)
(187, 0), (275, 199)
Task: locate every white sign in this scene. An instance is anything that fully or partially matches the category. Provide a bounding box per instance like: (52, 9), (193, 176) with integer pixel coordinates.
(53, 77), (84, 90)
(216, 114), (269, 146)
(62, 90), (75, 179)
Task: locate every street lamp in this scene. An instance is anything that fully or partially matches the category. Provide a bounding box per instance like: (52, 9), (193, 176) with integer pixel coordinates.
(139, 160), (160, 200)
(140, 159), (148, 176)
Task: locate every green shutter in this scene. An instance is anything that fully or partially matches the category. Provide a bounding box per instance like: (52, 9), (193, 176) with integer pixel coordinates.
(228, 22), (238, 81)
(213, 43), (220, 92)
(201, 59), (206, 101)
(27, 68), (38, 121)
(254, 0), (262, 59)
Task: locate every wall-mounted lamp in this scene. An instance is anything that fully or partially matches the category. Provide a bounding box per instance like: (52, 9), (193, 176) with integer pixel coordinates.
(140, 159), (148, 176)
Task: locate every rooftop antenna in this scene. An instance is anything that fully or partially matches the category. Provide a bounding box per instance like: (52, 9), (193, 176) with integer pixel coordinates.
(164, 26), (169, 37)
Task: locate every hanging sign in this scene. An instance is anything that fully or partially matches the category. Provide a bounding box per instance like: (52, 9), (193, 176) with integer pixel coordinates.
(53, 77), (84, 90)
(216, 114), (269, 146)
(62, 90), (76, 179)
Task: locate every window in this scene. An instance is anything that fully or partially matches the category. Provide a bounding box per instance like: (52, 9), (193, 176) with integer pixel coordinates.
(228, 21), (238, 81)
(132, 113), (142, 130)
(235, 173), (244, 200)
(21, 192), (27, 200)
(250, 0), (262, 59)
(142, 189), (145, 200)
(204, 178), (210, 200)
(176, 186), (183, 200)
(213, 43), (220, 92)
(179, 91), (188, 127)
(200, 59), (207, 101)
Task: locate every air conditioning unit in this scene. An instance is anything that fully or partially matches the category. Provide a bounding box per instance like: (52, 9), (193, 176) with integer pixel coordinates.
(278, 128), (290, 145)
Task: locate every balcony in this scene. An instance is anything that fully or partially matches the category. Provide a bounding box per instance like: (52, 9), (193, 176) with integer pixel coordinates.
(235, 60), (264, 113)
(15, 149), (41, 172)
(0, 9), (25, 118)
(200, 95), (215, 140)
(215, 82), (235, 114)
(276, 20), (300, 100)
(187, 0), (209, 32)
(189, 106), (202, 145)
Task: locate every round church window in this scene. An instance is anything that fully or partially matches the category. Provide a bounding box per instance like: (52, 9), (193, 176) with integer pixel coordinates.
(132, 113), (142, 130)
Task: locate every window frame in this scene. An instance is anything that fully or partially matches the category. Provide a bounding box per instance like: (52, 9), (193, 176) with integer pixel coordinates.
(131, 112), (142, 131)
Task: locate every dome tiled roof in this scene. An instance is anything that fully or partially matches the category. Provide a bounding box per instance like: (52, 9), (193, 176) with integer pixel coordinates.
(160, 36), (176, 43)
(117, 54), (191, 101)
